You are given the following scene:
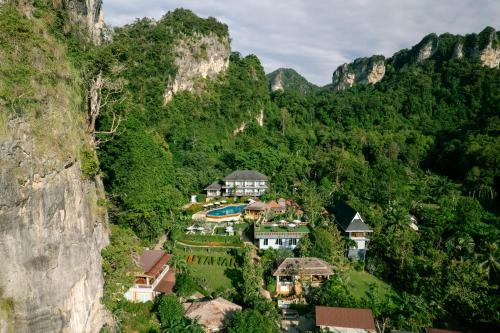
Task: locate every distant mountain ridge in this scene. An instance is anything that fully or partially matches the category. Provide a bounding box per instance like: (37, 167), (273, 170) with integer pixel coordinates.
(332, 26), (500, 91)
(266, 68), (318, 94)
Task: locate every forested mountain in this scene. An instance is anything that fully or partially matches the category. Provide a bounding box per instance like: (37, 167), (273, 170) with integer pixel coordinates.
(94, 11), (499, 330)
(1, 1), (498, 332)
(266, 67), (318, 94)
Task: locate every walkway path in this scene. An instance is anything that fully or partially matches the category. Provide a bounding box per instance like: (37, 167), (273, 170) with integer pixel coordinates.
(175, 240), (244, 249)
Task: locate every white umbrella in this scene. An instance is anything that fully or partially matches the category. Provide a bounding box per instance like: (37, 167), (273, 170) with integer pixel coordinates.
(215, 201), (220, 205)
(186, 226), (196, 231)
(271, 223), (279, 227)
(280, 219), (287, 224)
(221, 200), (227, 204)
(292, 220), (301, 224)
(288, 224), (296, 228)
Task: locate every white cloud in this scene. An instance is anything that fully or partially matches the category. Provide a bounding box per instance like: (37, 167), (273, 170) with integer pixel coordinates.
(103, 0), (500, 85)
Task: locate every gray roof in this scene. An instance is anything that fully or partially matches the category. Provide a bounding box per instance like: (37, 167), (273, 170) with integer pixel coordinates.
(205, 181), (222, 191)
(273, 257), (333, 277)
(223, 170), (268, 181)
(332, 202), (372, 232)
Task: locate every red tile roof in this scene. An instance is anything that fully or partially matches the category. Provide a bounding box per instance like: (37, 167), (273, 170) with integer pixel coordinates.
(139, 250), (172, 277)
(154, 268), (176, 294)
(315, 306), (376, 331)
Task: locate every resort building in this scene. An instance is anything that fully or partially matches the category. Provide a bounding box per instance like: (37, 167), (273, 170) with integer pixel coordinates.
(332, 202), (373, 260)
(183, 297), (242, 332)
(273, 257), (333, 296)
(204, 181), (222, 198)
(254, 222), (309, 250)
(244, 201), (270, 220)
(315, 306), (376, 333)
(124, 250), (175, 303)
(205, 170), (268, 199)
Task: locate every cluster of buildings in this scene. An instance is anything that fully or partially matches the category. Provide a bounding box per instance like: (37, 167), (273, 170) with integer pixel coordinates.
(205, 170), (373, 259)
(119, 170), (457, 333)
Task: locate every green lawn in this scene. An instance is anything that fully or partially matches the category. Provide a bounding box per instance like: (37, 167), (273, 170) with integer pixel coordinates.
(346, 270), (394, 300)
(190, 263), (235, 291)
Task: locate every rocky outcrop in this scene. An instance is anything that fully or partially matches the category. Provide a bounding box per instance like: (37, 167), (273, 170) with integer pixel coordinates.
(0, 131), (110, 332)
(66, 0), (104, 44)
(270, 71), (284, 92)
(331, 56), (385, 91)
(0, 3), (110, 332)
(6, 0), (104, 44)
(332, 27), (500, 91)
(266, 68), (318, 94)
(164, 33), (230, 103)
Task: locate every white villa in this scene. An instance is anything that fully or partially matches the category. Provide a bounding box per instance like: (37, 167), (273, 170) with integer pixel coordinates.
(254, 222), (309, 250)
(205, 170), (268, 199)
(332, 202), (373, 260)
(124, 250), (175, 302)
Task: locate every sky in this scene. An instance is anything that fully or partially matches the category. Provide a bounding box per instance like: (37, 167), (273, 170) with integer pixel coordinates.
(103, 0), (500, 86)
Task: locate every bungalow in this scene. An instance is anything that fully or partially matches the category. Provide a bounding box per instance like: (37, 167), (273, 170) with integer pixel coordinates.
(254, 222), (309, 250)
(244, 201), (270, 220)
(273, 257), (333, 296)
(183, 297), (242, 332)
(205, 170), (268, 199)
(315, 306), (376, 333)
(204, 181), (222, 198)
(124, 250), (175, 303)
(332, 202), (373, 260)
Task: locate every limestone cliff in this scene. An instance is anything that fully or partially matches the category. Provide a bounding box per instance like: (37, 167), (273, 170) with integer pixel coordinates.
(66, 0), (104, 44)
(164, 33), (230, 103)
(331, 56), (385, 91)
(332, 27), (500, 91)
(0, 3), (110, 333)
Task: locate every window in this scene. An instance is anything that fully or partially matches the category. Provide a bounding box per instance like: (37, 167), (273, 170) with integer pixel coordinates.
(290, 238), (297, 246)
(263, 239), (268, 246)
(276, 239), (283, 245)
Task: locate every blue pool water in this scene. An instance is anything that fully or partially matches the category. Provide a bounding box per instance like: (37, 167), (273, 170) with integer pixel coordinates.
(207, 204), (246, 217)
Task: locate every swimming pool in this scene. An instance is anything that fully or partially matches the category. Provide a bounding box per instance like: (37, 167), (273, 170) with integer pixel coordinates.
(206, 204), (246, 217)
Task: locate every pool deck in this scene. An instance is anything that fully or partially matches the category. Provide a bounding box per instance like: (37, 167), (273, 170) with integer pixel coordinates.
(192, 204), (247, 222)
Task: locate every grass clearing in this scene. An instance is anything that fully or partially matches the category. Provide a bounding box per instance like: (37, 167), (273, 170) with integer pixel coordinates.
(190, 262), (235, 291)
(346, 270), (394, 300)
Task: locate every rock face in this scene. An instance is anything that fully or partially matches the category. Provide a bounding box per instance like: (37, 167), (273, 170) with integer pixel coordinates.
(66, 0), (104, 44)
(164, 33), (230, 103)
(332, 56), (385, 91)
(0, 135), (110, 332)
(332, 27), (500, 91)
(0, 2), (110, 332)
(6, 0), (105, 44)
(270, 71), (284, 92)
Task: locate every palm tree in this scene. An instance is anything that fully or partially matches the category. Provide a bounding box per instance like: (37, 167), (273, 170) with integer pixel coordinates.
(169, 255), (190, 274)
(478, 242), (500, 278)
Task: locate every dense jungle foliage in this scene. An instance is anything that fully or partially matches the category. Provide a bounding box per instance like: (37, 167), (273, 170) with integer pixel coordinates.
(89, 9), (500, 331)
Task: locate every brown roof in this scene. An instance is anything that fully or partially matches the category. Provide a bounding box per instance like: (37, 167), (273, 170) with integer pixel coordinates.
(427, 329), (462, 333)
(183, 297), (242, 330)
(273, 257), (333, 277)
(315, 306), (376, 330)
(154, 268), (176, 294)
(245, 201), (270, 211)
(139, 250), (171, 277)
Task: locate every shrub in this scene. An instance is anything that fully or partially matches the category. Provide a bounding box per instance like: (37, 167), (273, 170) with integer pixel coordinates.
(80, 148), (99, 179)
